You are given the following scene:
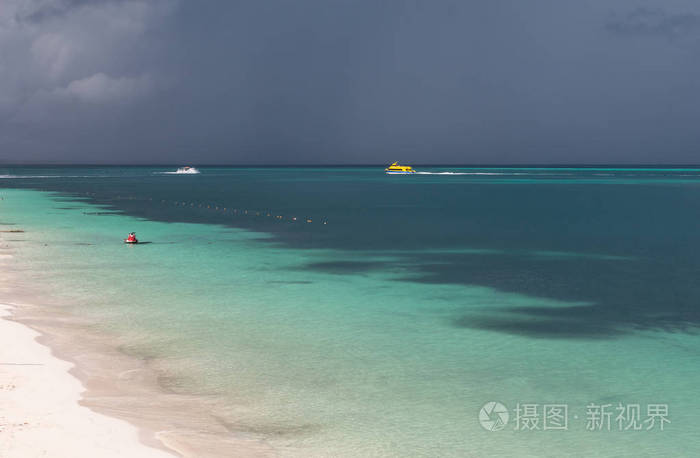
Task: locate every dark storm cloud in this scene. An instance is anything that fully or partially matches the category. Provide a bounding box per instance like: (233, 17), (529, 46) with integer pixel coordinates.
(607, 8), (700, 38)
(1, 1), (700, 164)
(17, 0), (119, 23)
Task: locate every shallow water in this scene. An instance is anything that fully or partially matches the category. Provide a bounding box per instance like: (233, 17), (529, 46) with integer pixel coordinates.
(2, 166), (700, 456)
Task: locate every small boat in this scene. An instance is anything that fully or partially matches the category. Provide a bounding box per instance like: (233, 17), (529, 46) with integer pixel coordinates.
(124, 232), (138, 244)
(385, 162), (416, 175)
(175, 166), (200, 174)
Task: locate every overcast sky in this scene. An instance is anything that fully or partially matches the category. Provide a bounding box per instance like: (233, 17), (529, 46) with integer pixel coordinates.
(1, 0), (699, 164)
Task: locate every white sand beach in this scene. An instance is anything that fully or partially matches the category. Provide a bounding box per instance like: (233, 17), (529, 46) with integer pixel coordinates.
(0, 303), (176, 458)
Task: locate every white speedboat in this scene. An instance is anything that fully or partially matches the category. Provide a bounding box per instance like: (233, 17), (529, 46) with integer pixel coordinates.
(175, 166), (200, 174)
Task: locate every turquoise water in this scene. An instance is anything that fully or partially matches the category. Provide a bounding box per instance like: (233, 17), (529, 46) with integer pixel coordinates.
(2, 167), (700, 456)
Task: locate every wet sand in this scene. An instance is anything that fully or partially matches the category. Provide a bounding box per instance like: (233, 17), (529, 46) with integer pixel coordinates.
(0, 300), (278, 457)
(0, 303), (175, 458)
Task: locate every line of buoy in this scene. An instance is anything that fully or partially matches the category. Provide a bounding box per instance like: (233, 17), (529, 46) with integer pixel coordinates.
(76, 193), (329, 225)
(172, 199), (327, 224)
(157, 198), (328, 225)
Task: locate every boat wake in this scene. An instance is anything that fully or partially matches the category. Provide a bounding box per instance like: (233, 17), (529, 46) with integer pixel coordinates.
(158, 167), (201, 175)
(414, 171), (506, 175)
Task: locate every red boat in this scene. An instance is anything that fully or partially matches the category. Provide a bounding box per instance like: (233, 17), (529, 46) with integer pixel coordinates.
(124, 232), (138, 244)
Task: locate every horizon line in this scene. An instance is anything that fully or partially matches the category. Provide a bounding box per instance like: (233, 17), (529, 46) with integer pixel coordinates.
(3, 163), (700, 168)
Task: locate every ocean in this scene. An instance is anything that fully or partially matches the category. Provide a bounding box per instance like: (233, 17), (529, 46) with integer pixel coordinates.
(1, 166), (699, 456)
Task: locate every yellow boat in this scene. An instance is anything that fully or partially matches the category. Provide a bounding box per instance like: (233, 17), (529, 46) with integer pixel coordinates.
(385, 162), (416, 175)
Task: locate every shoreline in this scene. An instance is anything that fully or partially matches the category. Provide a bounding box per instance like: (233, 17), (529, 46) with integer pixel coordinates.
(0, 302), (175, 458)
(1, 299), (277, 458)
